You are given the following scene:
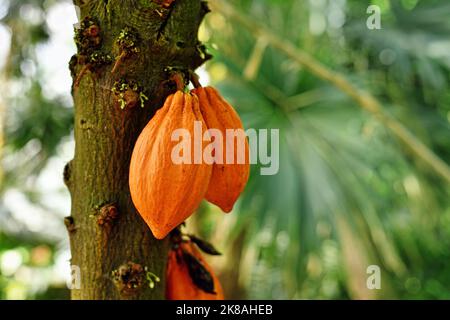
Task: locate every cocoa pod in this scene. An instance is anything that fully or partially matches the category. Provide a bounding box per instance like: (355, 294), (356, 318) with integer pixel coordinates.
(129, 91), (212, 239)
(166, 241), (224, 300)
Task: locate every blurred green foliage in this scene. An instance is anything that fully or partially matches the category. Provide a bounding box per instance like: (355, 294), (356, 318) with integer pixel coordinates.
(1, 0), (450, 299)
(1, 0), (73, 187)
(1, 0), (72, 299)
(200, 0), (450, 299)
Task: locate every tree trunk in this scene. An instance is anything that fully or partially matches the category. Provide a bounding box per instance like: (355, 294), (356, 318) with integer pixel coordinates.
(65, 0), (210, 300)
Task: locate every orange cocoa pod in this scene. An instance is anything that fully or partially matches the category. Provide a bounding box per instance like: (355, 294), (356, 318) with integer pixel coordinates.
(166, 242), (224, 300)
(129, 91), (212, 239)
(191, 86), (250, 213)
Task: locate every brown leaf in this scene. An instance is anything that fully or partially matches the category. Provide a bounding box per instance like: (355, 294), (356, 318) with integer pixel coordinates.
(189, 235), (222, 256)
(182, 251), (215, 294)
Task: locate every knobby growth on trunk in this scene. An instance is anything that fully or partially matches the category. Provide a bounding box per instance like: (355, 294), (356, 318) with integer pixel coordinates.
(65, 0), (210, 299)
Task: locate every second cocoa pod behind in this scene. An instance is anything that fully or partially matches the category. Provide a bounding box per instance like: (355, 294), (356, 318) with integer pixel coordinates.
(192, 86), (250, 213)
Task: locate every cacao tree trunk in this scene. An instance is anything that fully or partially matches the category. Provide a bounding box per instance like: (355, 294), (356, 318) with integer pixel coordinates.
(65, 0), (209, 300)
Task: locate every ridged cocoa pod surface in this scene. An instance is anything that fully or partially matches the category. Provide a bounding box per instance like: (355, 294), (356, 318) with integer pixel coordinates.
(129, 91), (212, 239)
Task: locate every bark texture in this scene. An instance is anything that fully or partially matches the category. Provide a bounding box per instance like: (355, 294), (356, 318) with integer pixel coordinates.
(66, 0), (210, 299)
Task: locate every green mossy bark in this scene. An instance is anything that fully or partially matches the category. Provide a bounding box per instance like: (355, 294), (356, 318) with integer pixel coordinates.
(66, 0), (209, 300)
